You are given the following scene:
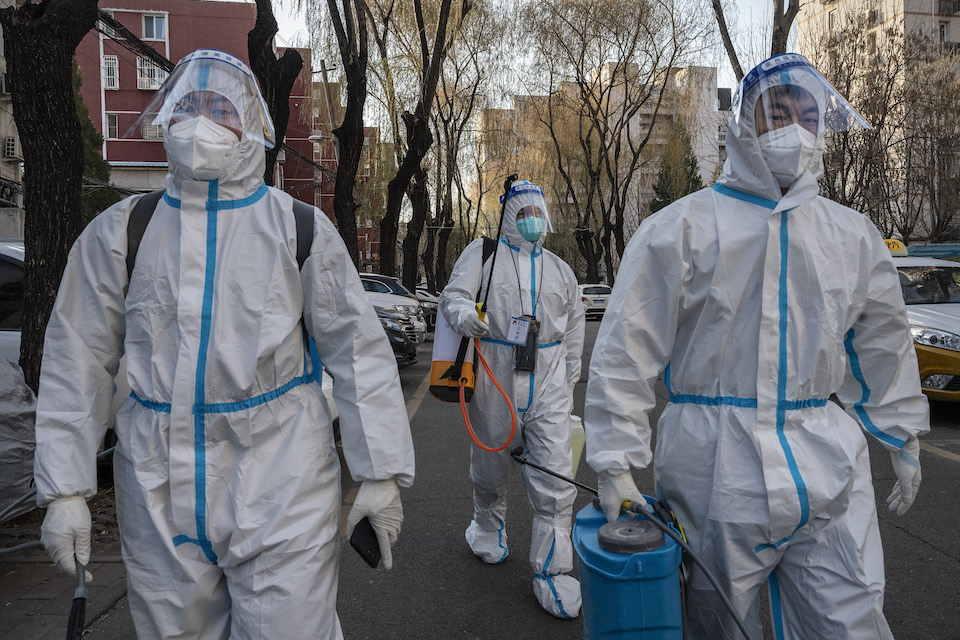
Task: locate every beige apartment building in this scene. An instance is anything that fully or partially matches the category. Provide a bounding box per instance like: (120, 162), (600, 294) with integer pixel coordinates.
(475, 64), (732, 242)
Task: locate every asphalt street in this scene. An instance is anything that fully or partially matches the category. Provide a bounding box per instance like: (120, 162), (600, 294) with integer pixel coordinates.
(79, 321), (960, 638)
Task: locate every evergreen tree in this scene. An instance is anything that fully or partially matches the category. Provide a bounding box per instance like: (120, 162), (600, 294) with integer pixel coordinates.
(649, 120), (704, 214)
(74, 61), (122, 223)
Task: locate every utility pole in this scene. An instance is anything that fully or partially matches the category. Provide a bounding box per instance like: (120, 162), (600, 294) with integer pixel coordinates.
(319, 59), (339, 163)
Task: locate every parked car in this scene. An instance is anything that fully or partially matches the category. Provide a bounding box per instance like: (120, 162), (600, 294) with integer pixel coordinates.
(360, 276), (427, 342)
(578, 283), (612, 320)
(414, 287), (439, 330)
(893, 255), (960, 403)
(377, 308), (418, 368)
(0, 239), (339, 420)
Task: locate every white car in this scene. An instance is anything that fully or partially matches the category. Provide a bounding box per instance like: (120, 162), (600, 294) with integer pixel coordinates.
(578, 284), (612, 320)
(0, 238), (338, 421)
(893, 255), (960, 403)
(360, 277), (427, 343)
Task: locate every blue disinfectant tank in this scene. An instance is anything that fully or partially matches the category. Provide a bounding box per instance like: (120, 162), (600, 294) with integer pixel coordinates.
(573, 499), (683, 639)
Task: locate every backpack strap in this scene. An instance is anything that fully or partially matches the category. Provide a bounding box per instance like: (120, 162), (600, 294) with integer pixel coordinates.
(475, 236), (498, 303)
(292, 198), (315, 270)
(126, 190), (165, 281)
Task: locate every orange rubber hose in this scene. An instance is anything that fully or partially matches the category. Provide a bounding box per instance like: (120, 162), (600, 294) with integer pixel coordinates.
(459, 339), (518, 452)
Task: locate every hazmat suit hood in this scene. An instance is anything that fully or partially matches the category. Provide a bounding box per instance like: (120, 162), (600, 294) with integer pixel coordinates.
(128, 50), (275, 199)
(717, 53), (869, 204)
(500, 180), (553, 248)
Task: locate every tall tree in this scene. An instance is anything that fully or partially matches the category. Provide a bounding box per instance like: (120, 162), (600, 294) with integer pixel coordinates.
(248, 0), (304, 186)
(322, 0), (371, 267)
(381, 0), (466, 289)
(649, 120), (703, 213)
(0, 0), (100, 391)
(711, 0), (800, 83)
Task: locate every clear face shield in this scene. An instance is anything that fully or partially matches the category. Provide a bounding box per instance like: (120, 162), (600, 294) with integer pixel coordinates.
(734, 53), (871, 138)
(502, 182), (554, 243)
(124, 49), (276, 148)
(732, 53), (870, 188)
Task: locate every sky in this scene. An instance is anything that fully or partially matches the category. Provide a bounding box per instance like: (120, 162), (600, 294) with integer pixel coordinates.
(264, 0), (780, 91)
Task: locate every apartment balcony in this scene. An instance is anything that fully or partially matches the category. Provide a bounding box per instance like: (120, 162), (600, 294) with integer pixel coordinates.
(939, 0), (960, 14)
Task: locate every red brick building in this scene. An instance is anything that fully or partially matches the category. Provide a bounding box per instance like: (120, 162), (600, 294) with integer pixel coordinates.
(75, 0), (384, 266)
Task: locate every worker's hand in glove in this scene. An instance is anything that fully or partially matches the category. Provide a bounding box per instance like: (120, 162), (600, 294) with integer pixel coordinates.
(597, 470), (647, 523)
(887, 436), (921, 516)
(461, 311), (489, 339)
(347, 479), (403, 569)
(41, 496), (93, 582)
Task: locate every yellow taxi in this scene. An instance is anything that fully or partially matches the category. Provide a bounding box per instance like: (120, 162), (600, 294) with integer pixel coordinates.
(888, 240), (960, 403)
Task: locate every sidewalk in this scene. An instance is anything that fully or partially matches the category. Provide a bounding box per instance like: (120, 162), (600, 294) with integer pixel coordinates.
(0, 491), (127, 640)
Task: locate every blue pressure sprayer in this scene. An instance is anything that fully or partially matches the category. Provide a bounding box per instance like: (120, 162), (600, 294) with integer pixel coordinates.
(510, 449), (757, 640)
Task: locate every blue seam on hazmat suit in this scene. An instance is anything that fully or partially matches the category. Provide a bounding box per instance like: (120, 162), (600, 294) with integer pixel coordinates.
(493, 517), (508, 563)
(478, 337), (561, 349)
(129, 391), (171, 413)
(843, 329), (907, 449)
(712, 183), (778, 210)
(131, 374), (316, 414)
(183, 180), (220, 563)
(776, 213), (811, 538)
(534, 542), (572, 618)
(162, 183), (268, 211)
(768, 571), (786, 639)
(664, 363), (758, 407)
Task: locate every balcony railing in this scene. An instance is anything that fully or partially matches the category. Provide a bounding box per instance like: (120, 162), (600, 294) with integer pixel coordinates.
(939, 0), (960, 14)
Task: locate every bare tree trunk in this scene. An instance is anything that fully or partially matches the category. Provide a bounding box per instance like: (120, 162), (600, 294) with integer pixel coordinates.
(771, 0), (800, 56)
(401, 167), (429, 291)
(248, 0), (303, 186)
(0, 0), (99, 392)
(711, 0), (743, 81)
(327, 0), (370, 267)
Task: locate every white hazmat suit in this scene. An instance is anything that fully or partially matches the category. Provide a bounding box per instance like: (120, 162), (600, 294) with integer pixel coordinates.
(584, 54), (929, 639)
(439, 181), (586, 618)
(34, 50), (415, 640)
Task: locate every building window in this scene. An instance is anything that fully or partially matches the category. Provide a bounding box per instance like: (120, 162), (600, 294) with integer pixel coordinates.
(359, 137), (371, 177)
(313, 141), (322, 163)
(940, 21), (949, 43)
(143, 14), (166, 41)
(137, 57), (168, 91)
(103, 55), (119, 90)
(106, 114), (119, 139)
(141, 117), (163, 141)
(829, 9), (837, 32)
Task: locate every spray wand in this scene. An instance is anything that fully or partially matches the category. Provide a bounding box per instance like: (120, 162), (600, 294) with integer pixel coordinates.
(510, 448), (758, 640)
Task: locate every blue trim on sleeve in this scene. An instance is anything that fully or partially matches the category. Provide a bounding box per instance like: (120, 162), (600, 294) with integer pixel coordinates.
(843, 329), (907, 449)
(163, 193), (180, 208)
(712, 183), (779, 210)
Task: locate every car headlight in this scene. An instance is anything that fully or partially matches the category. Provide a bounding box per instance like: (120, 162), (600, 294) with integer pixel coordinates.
(911, 325), (960, 352)
(380, 317), (402, 332)
(395, 304), (417, 315)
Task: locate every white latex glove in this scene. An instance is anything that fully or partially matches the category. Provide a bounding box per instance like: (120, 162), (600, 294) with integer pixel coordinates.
(461, 311), (489, 339)
(597, 470), (647, 523)
(41, 496), (93, 582)
(346, 479), (403, 569)
(887, 436), (921, 516)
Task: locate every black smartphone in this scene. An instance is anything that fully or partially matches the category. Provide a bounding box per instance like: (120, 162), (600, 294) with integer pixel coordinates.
(349, 516), (381, 568)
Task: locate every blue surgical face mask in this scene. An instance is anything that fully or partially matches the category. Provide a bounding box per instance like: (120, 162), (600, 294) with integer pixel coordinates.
(516, 216), (546, 242)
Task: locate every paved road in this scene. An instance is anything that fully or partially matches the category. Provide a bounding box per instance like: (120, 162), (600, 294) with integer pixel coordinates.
(79, 321), (960, 638)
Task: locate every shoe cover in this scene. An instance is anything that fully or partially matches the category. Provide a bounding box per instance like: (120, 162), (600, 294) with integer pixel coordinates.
(465, 519), (508, 564)
(533, 573), (581, 619)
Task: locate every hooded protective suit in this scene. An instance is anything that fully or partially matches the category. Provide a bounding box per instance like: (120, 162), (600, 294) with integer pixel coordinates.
(584, 54), (929, 639)
(439, 181), (585, 619)
(34, 50), (415, 640)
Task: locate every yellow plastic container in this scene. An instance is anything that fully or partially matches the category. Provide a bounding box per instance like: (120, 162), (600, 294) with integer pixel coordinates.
(429, 309), (476, 402)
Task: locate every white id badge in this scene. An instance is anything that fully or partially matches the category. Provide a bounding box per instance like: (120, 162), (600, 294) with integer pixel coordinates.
(506, 316), (530, 345)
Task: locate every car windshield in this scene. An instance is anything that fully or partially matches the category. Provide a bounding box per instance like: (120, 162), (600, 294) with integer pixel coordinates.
(898, 266), (960, 305)
(582, 286), (611, 295)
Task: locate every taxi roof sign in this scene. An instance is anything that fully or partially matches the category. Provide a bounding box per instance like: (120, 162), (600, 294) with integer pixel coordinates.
(885, 239), (907, 256)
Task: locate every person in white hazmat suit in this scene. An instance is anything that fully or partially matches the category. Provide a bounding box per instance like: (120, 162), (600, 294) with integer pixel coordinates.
(33, 49), (415, 640)
(584, 53), (929, 639)
(439, 180), (586, 619)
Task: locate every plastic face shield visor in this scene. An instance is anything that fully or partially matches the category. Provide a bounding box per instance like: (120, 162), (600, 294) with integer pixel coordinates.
(733, 53), (871, 137)
(502, 183), (554, 233)
(123, 49), (276, 148)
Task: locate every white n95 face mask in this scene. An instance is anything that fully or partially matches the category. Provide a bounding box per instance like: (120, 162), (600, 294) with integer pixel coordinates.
(757, 123), (818, 189)
(165, 116), (241, 182)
